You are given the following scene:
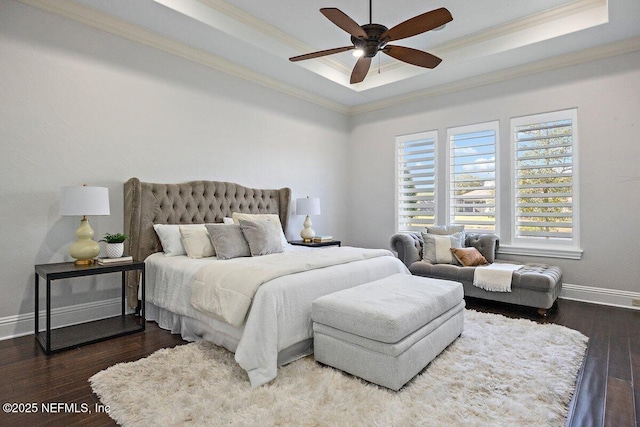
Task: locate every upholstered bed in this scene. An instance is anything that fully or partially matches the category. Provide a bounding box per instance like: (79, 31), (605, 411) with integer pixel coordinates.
(123, 178), (409, 387)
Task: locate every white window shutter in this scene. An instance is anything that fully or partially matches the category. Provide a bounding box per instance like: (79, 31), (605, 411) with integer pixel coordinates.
(512, 109), (578, 246)
(447, 122), (498, 233)
(395, 131), (437, 232)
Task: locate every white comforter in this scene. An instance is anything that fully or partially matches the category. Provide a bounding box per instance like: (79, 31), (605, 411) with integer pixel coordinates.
(191, 246), (393, 327)
(144, 245), (409, 387)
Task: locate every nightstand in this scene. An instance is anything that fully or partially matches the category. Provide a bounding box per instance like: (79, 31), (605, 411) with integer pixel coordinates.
(34, 260), (145, 354)
(289, 239), (341, 248)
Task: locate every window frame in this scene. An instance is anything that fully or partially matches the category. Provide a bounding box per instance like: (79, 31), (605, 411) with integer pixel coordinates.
(509, 109), (581, 253)
(393, 110), (582, 260)
(446, 121), (500, 235)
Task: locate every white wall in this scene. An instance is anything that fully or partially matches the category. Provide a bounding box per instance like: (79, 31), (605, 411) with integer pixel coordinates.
(347, 50), (640, 299)
(0, 1), (349, 337)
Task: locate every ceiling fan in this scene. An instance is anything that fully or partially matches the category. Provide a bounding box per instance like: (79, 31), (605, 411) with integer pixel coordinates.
(289, 1), (452, 84)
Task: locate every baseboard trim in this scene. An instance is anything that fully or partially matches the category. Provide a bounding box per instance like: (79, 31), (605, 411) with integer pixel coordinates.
(1, 283), (637, 341)
(0, 298), (125, 341)
(560, 283), (640, 310)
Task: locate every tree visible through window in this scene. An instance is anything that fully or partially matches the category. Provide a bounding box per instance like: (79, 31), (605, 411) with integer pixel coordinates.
(395, 109), (579, 254)
(512, 109), (578, 246)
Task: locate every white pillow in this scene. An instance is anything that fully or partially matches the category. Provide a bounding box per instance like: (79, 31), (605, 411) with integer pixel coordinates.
(426, 225), (465, 235)
(222, 217), (235, 225)
(231, 213), (288, 247)
(421, 231), (465, 264)
(153, 224), (206, 257)
(179, 225), (215, 259)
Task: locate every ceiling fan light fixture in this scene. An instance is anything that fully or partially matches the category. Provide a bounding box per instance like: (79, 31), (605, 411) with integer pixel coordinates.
(289, 5), (452, 84)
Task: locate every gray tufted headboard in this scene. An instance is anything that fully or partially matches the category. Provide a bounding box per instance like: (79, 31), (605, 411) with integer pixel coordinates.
(123, 177), (291, 307)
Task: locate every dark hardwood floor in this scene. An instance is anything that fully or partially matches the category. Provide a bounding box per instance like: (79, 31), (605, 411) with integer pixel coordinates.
(0, 298), (638, 426)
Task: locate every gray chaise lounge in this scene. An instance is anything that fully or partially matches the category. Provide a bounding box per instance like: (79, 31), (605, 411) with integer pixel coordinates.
(390, 232), (562, 316)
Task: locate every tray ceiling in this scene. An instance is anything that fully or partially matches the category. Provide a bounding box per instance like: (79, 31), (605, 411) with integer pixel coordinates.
(19, 0), (640, 113)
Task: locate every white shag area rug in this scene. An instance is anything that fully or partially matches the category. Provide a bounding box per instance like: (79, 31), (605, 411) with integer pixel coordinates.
(90, 310), (588, 427)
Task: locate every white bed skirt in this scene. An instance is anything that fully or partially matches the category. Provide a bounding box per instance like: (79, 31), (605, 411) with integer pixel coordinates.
(145, 302), (314, 366)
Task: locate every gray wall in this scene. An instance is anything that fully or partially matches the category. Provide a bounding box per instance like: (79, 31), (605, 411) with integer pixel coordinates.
(346, 50), (640, 297)
(0, 1), (349, 337)
(2, 0), (639, 339)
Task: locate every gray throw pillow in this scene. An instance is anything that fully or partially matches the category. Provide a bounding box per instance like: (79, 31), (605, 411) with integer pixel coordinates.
(205, 224), (251, 260)
(239, 219), (283, 256)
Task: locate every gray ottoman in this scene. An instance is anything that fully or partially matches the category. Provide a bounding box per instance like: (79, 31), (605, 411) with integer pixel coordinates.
(311, 273), (465, 391)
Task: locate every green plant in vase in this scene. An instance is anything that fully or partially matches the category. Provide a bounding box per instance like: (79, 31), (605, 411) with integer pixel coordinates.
(100, 233), (129, 258)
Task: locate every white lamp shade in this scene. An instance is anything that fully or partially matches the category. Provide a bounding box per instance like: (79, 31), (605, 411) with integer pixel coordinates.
(296, 197), (321, 216)
(60, 186), (110, 216)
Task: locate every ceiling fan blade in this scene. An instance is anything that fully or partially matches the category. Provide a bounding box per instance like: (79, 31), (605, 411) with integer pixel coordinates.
(350, 56), (372, 84)
(320, 8), (367, 39)
(381, 7), (452, 42)
(289, 46), (354, 62)
(383, 45), (442, 69)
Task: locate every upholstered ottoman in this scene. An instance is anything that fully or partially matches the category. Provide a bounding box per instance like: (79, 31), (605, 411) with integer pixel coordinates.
(311, 273), (465, 391)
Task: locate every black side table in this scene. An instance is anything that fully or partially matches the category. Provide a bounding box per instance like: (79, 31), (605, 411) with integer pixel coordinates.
(34, 260), (145, 354)
(289, 240), (341, 248)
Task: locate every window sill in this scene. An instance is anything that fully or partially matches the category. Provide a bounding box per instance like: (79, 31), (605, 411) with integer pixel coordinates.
(497, 245), (583, 260)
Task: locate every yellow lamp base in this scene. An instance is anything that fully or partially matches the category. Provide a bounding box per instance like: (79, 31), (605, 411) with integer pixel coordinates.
(69, 217), (100, 265)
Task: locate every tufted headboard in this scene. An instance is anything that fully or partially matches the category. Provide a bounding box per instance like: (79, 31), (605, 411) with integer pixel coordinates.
(123, 177), (291, 307)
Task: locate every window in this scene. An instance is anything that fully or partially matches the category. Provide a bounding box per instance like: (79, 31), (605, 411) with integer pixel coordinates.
(511, 109), (578, 248)
(395, 131), (437, 232)
(447, 122), (498, 233)
(394, 109), (580, 258)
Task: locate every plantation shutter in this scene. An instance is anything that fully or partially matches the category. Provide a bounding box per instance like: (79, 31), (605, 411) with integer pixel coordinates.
(512, 109), (577, 243)
(396, 132), (437, 232)
(447, 123), (498, 233)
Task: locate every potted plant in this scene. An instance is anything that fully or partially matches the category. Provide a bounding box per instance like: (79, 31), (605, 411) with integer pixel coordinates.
(100, 233), (129, 258)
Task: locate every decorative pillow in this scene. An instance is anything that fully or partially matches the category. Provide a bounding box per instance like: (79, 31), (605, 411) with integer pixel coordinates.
(153, 224), (206, 256)
(205, 224), (251, 260)
(451, 247), (489, 267)
(421, 231), (465, 264)
(179, 225), (215, 259)
(239, 219), (283, 256)
(426, 225), (465, 235)
(232, 213), (288, 247)
(222, 217), (235, 225)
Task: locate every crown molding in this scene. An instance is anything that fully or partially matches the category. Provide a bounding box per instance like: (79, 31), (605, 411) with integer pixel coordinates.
(195, 0), (351, 75)
(349, 36), (640, 115)
(14, 0), (639, 117)
(16, 0), (350, 114)
(360, 0), (608, 79)
(438, 0), (605, 56)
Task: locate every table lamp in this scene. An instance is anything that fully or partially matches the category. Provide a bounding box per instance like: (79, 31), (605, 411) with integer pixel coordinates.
(60, 185), (110, 265)
(296, 196), (321, 242)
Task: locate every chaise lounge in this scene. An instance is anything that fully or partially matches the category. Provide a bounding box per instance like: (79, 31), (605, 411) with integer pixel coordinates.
(390, 230), (562, 316)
